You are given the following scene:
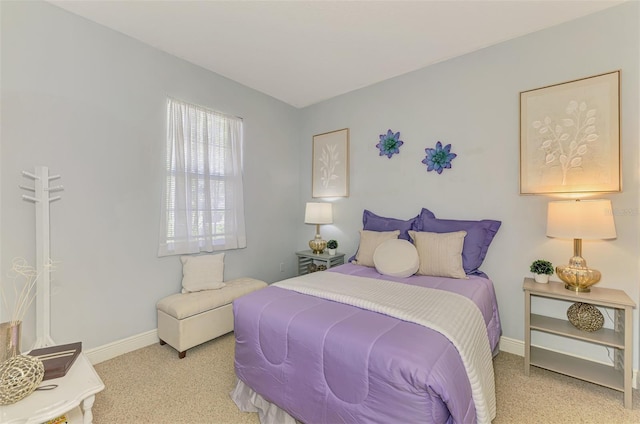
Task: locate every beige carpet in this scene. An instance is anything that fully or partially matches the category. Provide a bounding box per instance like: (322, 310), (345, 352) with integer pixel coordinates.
(92, 333), (640, 423)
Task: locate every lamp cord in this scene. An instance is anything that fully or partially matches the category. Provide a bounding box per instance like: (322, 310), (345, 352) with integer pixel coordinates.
(603, 308), (615, 364)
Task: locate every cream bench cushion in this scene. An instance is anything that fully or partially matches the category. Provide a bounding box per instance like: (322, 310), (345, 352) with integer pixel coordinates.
(157, 277), (267, 358)
(158, 277), (266, 319)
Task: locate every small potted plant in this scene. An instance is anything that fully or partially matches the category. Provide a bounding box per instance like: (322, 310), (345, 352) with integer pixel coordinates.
(530, 259), (554, 284)
(326, 240), (338, 256)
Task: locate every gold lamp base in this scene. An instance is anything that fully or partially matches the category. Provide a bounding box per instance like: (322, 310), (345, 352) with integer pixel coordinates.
(556, 255), (601, 293)
(309, 236), (327, 254)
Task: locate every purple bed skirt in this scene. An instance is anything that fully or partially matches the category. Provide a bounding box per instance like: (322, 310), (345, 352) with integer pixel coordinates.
(233, 264), (501, 423)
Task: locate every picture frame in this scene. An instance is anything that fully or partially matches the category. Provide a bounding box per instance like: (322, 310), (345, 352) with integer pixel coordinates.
(520, 71), (620, 195)
(312, 128), (349, 198)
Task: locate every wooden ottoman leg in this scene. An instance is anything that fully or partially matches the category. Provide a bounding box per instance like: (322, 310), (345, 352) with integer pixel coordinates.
(179, 350), (186, 359)
(159, 339), (166, 345)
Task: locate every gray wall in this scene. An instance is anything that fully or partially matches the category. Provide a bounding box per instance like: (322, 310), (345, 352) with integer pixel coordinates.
(298, 2), (640, 369)
(1, 1), (300, 349)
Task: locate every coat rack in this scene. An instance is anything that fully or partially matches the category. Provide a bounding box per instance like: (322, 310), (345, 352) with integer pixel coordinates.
(20, 166), (63, 348)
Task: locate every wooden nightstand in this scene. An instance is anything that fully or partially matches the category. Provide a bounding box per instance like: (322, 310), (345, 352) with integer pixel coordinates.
(523, 278), (636, 408)
(296, 250), (345, 276)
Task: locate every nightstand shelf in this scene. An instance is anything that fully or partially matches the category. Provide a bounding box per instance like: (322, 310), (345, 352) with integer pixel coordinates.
(296, 250), (345, 275)
(529, 346), (623, 391)
(530, 314), (624, 348)
(523, 277), (635, 409)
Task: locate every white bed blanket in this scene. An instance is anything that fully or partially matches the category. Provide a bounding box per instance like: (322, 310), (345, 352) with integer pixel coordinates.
(273, 271), (496, 424)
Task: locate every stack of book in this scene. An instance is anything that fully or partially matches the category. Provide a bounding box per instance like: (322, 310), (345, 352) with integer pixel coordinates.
(44, 415), (68, 424)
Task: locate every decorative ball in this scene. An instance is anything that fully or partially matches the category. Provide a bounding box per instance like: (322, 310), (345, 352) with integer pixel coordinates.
(567, 302), (604, 332)
(0, 355), (44, 405)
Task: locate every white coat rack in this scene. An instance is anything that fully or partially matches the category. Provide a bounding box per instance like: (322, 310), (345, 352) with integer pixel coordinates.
(20, 166), (63, 348)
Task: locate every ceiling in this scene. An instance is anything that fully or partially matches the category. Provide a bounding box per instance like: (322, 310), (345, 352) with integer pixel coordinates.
(49, 0), (624, 108)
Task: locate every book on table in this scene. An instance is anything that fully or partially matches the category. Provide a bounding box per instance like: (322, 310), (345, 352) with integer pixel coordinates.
(44, 415), (69, 424)
(28, 341), (82, 380)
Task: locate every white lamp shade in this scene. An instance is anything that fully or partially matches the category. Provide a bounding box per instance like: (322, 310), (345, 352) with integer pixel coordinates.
(305, 202), (333, 224)
(547, 199), (616, 240)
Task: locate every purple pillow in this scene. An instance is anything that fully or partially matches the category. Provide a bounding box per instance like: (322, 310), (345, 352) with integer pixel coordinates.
(414, 209), (501, 275)
(349, 209), (436, 262)
(363, 209), (432, 241)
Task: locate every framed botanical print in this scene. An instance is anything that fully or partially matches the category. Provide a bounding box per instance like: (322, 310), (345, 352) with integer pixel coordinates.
(312, 128), (349, 198)
(520, 71), (620, 194)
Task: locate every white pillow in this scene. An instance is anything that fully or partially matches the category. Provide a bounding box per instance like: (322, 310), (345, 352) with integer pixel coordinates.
(408, 231), (468, 279)
(180, 253), (226, 293)
(373, 239), (419, 278)
(354, 230), (400, 267)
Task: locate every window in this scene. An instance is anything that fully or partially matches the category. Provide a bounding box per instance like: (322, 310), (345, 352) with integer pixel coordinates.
(158, 98), (246, 256)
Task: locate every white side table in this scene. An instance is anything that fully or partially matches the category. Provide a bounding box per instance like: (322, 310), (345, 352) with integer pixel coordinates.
(523, 278), (635, 408)
(0, 352), (104, 424)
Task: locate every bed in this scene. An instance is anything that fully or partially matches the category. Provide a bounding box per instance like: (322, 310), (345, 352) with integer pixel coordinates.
(232, 209), (502, 424)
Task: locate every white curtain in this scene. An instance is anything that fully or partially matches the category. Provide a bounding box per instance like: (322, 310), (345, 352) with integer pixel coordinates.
(158, 98), (246, 257)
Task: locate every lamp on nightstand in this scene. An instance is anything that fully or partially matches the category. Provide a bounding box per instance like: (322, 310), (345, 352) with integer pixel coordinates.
(546, 199), (616, 292)
(305, 202), (333, 254)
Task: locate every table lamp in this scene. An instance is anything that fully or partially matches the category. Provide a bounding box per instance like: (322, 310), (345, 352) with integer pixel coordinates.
(305, 202), (333, 254)
(546, 199), (616, 292)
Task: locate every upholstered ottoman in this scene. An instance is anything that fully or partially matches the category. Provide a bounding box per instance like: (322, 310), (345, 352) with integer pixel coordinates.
(157, 277), (267, 358)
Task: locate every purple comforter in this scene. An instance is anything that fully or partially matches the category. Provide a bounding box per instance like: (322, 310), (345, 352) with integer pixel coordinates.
(233, 264), (501, 424)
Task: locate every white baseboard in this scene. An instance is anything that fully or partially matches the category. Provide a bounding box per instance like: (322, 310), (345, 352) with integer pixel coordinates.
(498, 336), (638, 390)
(498, 336), (524, 356)
(82, 331), (639, 391)
(85, 329), (159, 365)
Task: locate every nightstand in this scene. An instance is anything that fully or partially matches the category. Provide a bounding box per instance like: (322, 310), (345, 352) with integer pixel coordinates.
(296, 250), (345, 276)
(0, 352), (104, 423)
(523, 278), (635, 408)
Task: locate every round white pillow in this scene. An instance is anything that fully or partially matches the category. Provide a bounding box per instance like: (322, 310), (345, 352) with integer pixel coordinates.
(373, 239), (419, 278)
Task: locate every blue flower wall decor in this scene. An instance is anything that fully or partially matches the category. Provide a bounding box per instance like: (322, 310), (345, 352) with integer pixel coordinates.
(376, 129), (403, 158)
(422, 141), (457, 174)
